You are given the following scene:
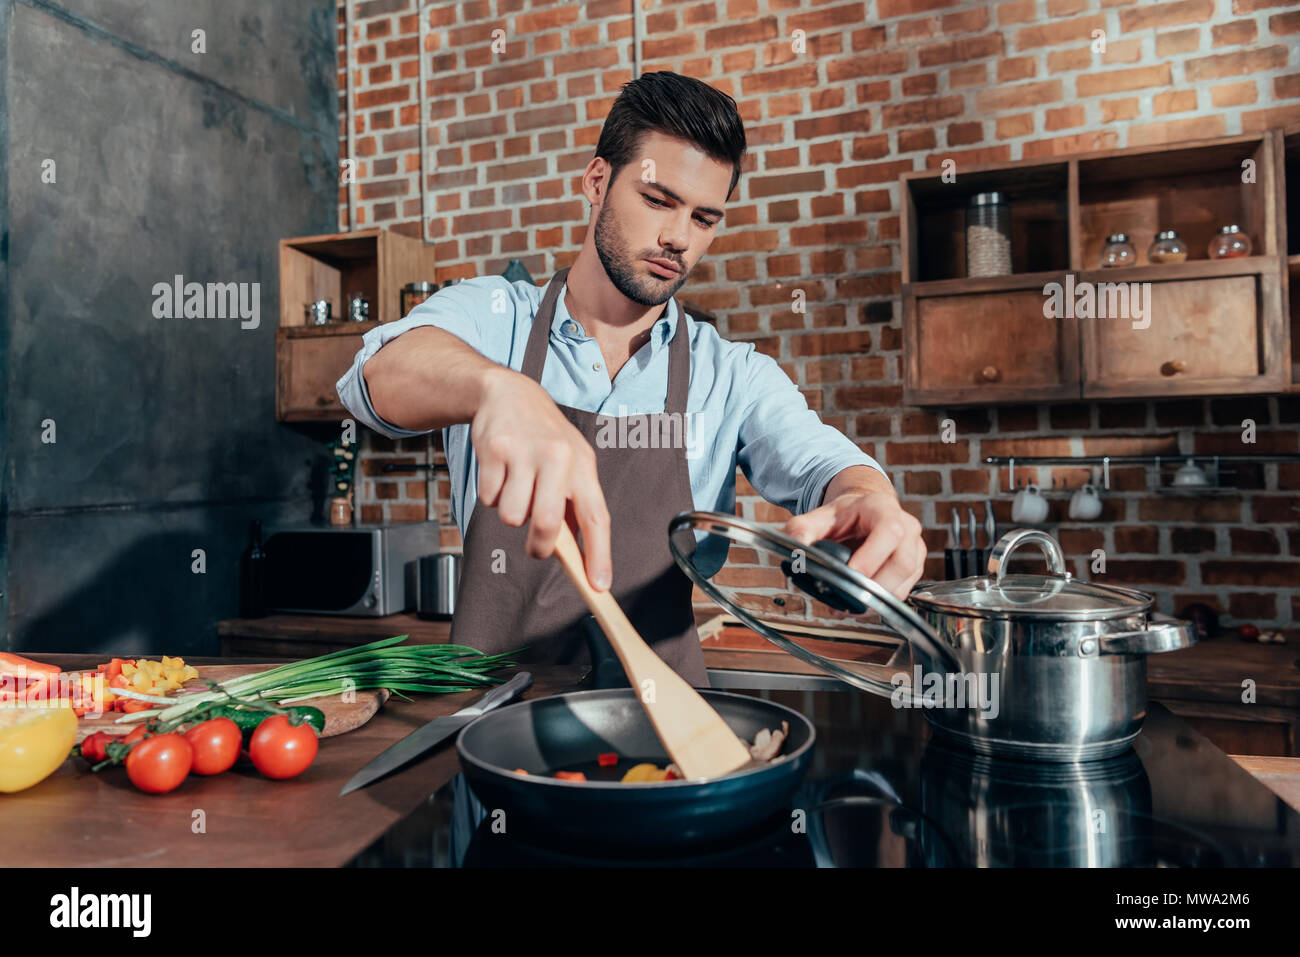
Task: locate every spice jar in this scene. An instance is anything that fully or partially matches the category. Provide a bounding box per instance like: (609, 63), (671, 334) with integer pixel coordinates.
(965, 192), (1012, 277)
(1147, 229), (1188, 264)
(1208, 225), (1252, 259)
(1099, 233), (1136, 268)
(401, 281), (437, 317)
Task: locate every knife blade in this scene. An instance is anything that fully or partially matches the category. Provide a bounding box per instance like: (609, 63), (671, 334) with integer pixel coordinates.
(339, 671), (533, 796)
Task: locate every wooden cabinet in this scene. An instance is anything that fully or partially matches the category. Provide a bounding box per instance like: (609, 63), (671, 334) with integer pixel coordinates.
(1079, 265), (1285, 397)
(903, 276), (1079, 404)
(276, 229), (437, 423)
(901, 132), (1290, 406)
(276, 326), (368, 422)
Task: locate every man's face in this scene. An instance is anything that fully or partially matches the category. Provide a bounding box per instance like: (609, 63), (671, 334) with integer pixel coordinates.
(590, 131), (732, 307)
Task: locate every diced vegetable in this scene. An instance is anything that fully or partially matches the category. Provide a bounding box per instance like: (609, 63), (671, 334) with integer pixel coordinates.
(597, 752), (618, 767)
(553, 771), (587, 782)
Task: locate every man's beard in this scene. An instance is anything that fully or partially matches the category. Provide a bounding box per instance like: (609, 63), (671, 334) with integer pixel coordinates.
(593, 199), (689, 307)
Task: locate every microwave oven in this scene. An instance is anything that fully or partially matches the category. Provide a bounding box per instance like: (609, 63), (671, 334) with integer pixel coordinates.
(262, 523), (437, 616)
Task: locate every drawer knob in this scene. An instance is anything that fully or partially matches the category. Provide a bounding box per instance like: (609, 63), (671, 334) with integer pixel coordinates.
(316, 395), (334, 406)
(1160, 359), (1187, 377)
(980, 366), (1001, 383)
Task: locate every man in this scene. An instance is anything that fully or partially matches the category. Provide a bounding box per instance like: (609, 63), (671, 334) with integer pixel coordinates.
(337, 71), (925, 688)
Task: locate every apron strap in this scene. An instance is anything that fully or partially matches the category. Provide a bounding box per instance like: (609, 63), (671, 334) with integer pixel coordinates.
(520, 264), (690, 415)
(520, 266), (570, 382)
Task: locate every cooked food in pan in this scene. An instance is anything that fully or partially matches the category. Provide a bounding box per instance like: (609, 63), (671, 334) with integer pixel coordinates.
(514, 721), (792, 782)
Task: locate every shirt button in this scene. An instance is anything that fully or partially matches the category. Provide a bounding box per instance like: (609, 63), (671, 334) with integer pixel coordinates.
(564, 321), (577, 334)
(592, 362), (603, 371)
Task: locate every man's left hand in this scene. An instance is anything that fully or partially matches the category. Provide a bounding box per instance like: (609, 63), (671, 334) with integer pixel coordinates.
(783, 489), (927, 601)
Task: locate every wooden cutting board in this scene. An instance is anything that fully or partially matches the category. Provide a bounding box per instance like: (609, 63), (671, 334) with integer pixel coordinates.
(75, 665), (389, 743)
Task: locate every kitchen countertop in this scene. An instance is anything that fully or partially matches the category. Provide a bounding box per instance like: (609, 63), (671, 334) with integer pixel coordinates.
(0, 654), (587, 868)
(8, 650), (1300, 866)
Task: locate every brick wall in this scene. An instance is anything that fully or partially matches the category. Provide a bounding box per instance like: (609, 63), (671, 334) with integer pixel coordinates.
(336, 0), (1300, 628)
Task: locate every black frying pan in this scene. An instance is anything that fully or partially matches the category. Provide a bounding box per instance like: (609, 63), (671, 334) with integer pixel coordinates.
(456, 689), (815, 850)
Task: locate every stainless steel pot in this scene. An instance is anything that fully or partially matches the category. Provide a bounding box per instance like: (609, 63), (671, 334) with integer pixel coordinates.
(669, 513), (1198, 763)
(416, 553), (459, 619)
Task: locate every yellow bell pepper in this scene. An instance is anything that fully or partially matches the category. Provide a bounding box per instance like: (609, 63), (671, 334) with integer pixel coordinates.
(0, 703), (77, 793)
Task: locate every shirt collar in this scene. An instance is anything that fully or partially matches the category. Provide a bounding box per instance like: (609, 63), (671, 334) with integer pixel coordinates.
(553, 282), (680, 350)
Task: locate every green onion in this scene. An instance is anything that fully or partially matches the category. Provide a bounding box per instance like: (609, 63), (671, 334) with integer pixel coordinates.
(113, 635), (514, 726)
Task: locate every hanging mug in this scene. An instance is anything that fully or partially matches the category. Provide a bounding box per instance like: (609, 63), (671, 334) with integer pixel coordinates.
(1068, 483), (1103, 521)
(1011, 483), (1049, 524)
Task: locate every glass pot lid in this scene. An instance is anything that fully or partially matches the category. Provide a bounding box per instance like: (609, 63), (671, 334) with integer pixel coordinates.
(910, 528), (1153, 621)
(667, 511), (963, 697)
(669, 513), (1151, 637)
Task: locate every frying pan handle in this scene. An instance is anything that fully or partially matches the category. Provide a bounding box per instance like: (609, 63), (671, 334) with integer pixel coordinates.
(987, 528), (1067, 583)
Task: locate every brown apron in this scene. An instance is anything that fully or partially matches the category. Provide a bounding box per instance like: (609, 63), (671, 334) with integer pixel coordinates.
(448, 266), (708, 688)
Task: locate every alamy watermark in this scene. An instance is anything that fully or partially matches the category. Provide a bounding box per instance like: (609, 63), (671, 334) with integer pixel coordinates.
(890, 666), (1001, 719)
(151, 274), (260, 329)
(1043, 274), (1151, 330)
(594, 406), (708, 459)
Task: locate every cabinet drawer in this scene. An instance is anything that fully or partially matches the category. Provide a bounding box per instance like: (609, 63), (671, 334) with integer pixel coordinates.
(276, 333), (363, 422)
(1081, 272), (1284, 397)
(906, 287), (1079, 404)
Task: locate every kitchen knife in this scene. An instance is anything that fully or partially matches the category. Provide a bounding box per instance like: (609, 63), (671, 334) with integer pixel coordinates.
(983, 500), (996, 576)
(339, 671), (533, 796)
(944, 509), (964, 580)
(967, 507), (980, 579)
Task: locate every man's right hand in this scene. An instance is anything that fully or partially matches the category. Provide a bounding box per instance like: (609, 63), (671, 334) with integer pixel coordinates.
(471, 366), (612, 591)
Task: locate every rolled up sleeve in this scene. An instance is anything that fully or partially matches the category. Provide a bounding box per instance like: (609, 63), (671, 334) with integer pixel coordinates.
(735, 348), (889, 516)
(336, 277), (512, 439)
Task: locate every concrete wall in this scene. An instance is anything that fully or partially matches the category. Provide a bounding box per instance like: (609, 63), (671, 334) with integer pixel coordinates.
(2, 0), (339, 656)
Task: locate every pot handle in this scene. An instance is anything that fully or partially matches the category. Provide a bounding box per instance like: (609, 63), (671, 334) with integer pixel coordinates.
(1095, 614), (1199, 656)
(986, 528), (1068, 583)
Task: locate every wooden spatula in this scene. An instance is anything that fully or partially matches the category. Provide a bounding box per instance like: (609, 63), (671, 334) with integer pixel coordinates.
(552, 522), (754, 780)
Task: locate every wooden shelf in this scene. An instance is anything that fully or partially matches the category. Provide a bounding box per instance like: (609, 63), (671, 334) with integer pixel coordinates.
(901, 269), (1063, 298)
(280, 320), (380, 339)
(901, 130), (1290, 406)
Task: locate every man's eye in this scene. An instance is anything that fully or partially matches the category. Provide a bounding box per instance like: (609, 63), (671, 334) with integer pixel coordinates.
(646, 196), (667, 207)
(695, 216), (715, 227)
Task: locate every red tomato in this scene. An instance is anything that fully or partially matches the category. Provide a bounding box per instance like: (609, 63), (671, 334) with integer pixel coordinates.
(248, 714), (318, 780)
(124, 725), (152, 745)
(184, 718), (241, 775)
(80, 731), (120, 764)
(125, 733), (193, 794)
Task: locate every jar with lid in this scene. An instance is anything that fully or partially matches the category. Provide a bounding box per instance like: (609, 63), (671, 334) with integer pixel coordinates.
(965, 192), (1012, 277)
(1147, 229), (1187, 264)
(1099, 233), (1136, 268)
(401, 281), (437, 317)
(1208, 224), (1252, 259)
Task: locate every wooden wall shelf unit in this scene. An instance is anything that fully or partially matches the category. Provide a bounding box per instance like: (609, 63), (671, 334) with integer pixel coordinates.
(901, 132), (1291, 406)
(276, 229), (436, 422)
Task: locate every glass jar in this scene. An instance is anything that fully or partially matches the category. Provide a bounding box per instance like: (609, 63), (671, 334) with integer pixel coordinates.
(1208, 224), (1252, 259)
(1147, 229), (1187, 264)
(965, 192), (1012, 277)
(401, 281), (437, 317)
(1099, 233), (1136, 268)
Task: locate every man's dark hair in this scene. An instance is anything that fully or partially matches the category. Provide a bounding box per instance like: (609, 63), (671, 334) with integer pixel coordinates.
(594, 71), (747, 201)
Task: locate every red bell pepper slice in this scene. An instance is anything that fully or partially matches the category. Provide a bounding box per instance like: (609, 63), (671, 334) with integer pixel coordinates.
(597, 752), (619, 767)
(0, 652), (60, 702)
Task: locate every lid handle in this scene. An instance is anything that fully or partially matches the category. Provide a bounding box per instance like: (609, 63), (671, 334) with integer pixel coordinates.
(986, 528), (1067, 584)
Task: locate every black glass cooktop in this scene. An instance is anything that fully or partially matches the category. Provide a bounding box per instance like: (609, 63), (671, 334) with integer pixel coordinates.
(348, 674), (1300, 868)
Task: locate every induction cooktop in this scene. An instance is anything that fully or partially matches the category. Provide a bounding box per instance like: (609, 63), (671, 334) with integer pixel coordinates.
(347, 672), (1300, 868)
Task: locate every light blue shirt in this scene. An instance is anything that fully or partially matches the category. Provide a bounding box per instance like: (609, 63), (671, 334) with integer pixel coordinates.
(336, 274), (887, 537)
